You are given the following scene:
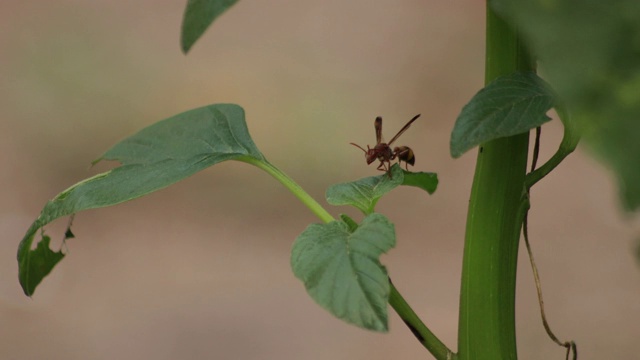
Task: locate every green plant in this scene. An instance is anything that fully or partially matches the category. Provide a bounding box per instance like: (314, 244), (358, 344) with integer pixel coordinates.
(16, 1), (640, 359)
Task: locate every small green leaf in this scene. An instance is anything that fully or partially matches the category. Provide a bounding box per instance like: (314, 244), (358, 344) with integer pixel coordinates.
(451, 72), (556, 158)
(291, 213), (395, 332)
(18, 103), (265, 296)
(326, 165), (438, 213)
(326, 165), (403, 214)
(17, 233), (65, 297)
(402, 171), (438, 194)
(181, 0), (239, 54)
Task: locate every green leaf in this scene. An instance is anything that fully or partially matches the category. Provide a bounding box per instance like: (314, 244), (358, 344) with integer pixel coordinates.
(402, 171), (438, 194)
(18, 103), (264, 296)
(17, 234), (65, 297)
(181, 0), (239, 54)
(490, 0), (640, 211)
(326, 165), (438, 214)
(291, 213), (396, 332)
(451, 71), (556, 158)
(326, 165), (404, 214)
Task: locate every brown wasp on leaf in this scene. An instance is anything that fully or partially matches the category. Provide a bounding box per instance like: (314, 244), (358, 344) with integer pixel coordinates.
(350, 114), (420, 177)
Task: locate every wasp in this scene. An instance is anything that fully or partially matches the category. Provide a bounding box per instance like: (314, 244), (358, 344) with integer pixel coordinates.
(350, 114), (420, 176)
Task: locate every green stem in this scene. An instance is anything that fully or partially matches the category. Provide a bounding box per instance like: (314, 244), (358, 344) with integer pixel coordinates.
(525, 107), (580, 189)
(238, 157), (335, 224)
(457, 5), (534, 360)
(525, 142), (571, 189)
(389, 280), (456, 360)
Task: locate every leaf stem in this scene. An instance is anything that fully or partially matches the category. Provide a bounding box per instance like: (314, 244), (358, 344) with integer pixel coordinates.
(525, 108), (580, 189)
(389, 279), (456, 360)
(238, 157), (335, 224)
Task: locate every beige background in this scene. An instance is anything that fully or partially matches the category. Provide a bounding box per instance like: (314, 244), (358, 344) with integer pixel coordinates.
(1, 1), (639, 359)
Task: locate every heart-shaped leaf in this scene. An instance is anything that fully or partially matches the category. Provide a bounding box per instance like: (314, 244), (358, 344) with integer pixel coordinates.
(291, 213), (395, 332)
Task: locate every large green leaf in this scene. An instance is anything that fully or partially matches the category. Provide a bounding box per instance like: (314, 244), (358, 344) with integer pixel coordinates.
(18, 104), (264, 296)
(181, 0), (239, 54)
(490, 0), (640, 211)
(451, 71), (556, 158)
(291, 213), (396, 332)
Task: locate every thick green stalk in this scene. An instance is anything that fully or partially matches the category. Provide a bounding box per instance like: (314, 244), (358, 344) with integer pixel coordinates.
(457, 5), (534, 360)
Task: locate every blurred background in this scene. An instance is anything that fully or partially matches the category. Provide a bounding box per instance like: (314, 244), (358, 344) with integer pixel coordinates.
(1, 1), (639, 359)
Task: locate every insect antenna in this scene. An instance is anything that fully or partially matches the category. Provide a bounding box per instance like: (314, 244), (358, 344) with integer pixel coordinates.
(349, 143), (368, 153)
